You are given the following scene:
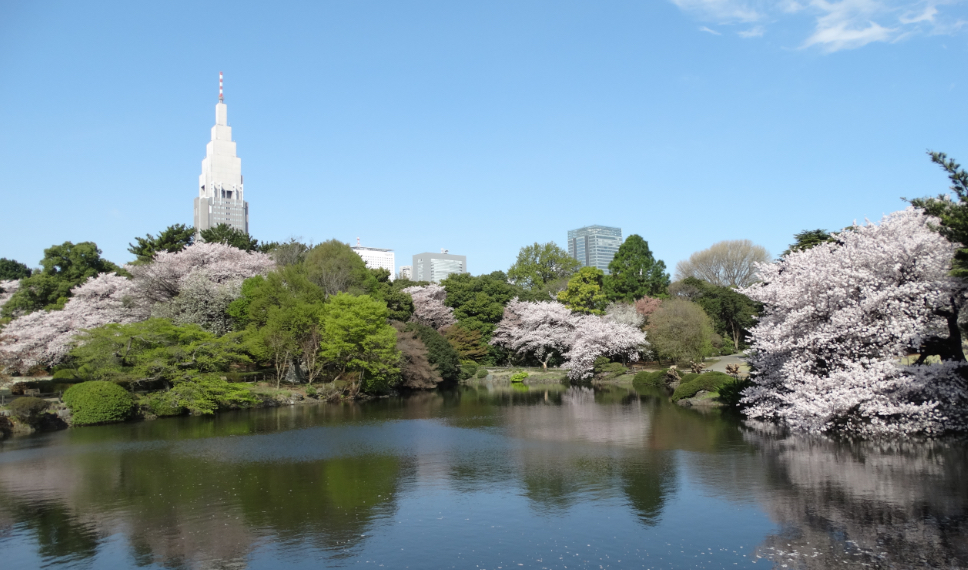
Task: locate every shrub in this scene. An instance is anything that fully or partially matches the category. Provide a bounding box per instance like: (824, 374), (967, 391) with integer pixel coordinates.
(63, 381), (133, 426)
(596, 361), (626, 379)
(460, 361), (479, 380)
(632, 370), (667, 388)
(52, 368), (80, 380)
(510, 372), (529, 383)
(141, 376), (257, 416)
(476, 367), (488, 378)
(671, 372), (733, 402)
(718, 377), (753, 409)
(306, 385), (317, 398)
(8, 396), (50, 424)
(593, 356), (611, 372)
(719, 345), (735, 356)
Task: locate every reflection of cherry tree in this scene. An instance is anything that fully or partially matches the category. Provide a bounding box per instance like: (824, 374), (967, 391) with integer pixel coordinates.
(401, 284), (456, 331)
(491, 299), (647, 379)
(741, 208), (968, 436)
(743, 425), (968, 568)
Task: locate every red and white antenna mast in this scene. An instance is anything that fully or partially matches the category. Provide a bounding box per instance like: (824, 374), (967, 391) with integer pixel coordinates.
(219, 71), (224, 102)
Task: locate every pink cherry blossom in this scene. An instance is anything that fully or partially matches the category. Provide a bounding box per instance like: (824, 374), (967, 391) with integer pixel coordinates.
(402, 284), (457, 331)
(740, 207), (968, 436)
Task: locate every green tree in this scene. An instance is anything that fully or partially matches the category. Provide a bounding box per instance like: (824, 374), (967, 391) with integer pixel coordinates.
(674, 277), (758, 350)
(2, 242), (124, 318)
(440, 271), (520, 340)
(908, 151), (968, 277)
(780, 229), (835, 258)
(604, 234), (670, 302)
(0, 258), (31, 280)
(444, 324), (489, 361)
(127, 224), (195, 264)
(229, 265), (327, 330)
(507, 242), (580, 291)
(319, 293), (400, 393)
(645, 299), (715, 364)
(199, 223), (259, 251)
(304, 240), (375, 297)
(557, 267), (608, 314)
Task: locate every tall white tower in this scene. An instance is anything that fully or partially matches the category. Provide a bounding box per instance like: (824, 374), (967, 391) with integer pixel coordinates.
(194, 72), (249, 236)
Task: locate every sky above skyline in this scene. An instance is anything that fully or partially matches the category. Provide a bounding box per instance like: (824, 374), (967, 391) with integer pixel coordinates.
(2, 0), (967, 276)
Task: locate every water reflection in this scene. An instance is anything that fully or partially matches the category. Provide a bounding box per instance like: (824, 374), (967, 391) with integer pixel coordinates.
(0, 385), (964, 568)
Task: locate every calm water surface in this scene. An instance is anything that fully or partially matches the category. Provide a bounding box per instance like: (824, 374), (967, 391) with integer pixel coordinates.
(0, 382), (965, 569)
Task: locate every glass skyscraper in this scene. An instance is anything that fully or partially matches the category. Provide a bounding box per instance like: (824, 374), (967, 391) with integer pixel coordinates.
(567, 225), (623, 274)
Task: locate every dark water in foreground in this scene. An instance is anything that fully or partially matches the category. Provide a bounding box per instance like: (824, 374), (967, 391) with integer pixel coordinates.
(0, 382), (966, 569)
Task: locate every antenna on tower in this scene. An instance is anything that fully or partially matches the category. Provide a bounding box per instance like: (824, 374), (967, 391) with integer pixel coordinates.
(357, 237), (361, 246)
(219, 72), (224, 102)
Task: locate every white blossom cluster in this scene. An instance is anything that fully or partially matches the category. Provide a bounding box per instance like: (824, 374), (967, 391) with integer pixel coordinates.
(401, 284), (457, 331)
(0, 273), (147, 372)
(0, 279), (20, 311)
(491, 299), (647, 380)
(0, 243), (275, 373)
(741, 208), (968, 436)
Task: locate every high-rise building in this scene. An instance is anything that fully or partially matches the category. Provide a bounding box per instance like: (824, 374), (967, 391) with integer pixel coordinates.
(194, 72), (249, 237)
(413, 249), (467, 283)
(398, 266), (412, 280)
(351, 239), (395, 280)
(567, 225), (623, 274)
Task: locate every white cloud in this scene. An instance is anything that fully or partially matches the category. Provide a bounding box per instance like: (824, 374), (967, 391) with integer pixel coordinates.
(669, 0), (966, 52)
(700, 25), (724, 34)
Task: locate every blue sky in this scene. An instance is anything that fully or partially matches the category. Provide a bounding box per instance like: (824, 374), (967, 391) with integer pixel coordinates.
(1, 0), (966, 276)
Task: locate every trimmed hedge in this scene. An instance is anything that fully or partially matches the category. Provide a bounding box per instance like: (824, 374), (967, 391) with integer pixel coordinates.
(671, 372), (733, 402)
(475, 367), (488, 378)
(632, 370), (667, 388)
(63, 381), (133, 426)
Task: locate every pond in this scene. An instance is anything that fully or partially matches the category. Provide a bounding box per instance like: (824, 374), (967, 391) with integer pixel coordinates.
(0, 381), (965, 569)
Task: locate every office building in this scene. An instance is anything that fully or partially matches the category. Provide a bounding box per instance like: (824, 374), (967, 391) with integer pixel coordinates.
(398, 266), (412, 280)
(194, 72), (249, 236)
(351, 240), (395, 280)
(413, 249), (467, 283)
(567, 225), (623, 274)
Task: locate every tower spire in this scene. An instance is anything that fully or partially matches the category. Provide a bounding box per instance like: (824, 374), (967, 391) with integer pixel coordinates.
(219, 71), (224, 102)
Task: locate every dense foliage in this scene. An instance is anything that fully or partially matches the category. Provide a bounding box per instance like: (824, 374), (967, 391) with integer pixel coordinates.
(0, 258), (31, 280)
(908, 152), (968, 278)
(507, 242), (580, 292)
(557, 267), (608, 315)
(741, 208), (968, 436)
(128, 224), (195, 264)
(63, 381), (134, 426)
(645, 299), (715, 363)
(199, 223), (260, 252)
(8, 396), (50, 424)
(669, 277), (758, 350)
(404, 322), (461, 383)
(605, 234), (670, 301)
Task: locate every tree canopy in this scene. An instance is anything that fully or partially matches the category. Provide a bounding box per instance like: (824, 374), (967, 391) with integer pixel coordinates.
(0, 258), (31, 280)
(557, 267), (608, 315)
(908, 151), (968, 278)
(672, 277), (757, 350)
(304, 239), (375, 297)
(604, 234), (670, 302)
(507, 242), (580, 291)
(128, 224), (195, 264)
(780, 229), (834, 259)
(674, 239), (770, 288)
(199, 223), (259, 252)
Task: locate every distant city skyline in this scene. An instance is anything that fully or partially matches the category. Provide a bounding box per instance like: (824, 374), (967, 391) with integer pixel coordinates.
(413, 250), (466, 283)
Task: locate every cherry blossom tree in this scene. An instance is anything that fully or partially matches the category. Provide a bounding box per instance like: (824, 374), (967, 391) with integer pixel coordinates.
(564, 313), (646, 379)
(127, 242), (275, 305)
(491, 298), (647, 379)
(401, 284), (457, 331)
(491, 299), (576, 369)
(0, 280), (20, 312)
(0, 273), (147, 373)
(740, 208), (968, 436)
(605, 302), (645, 329)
